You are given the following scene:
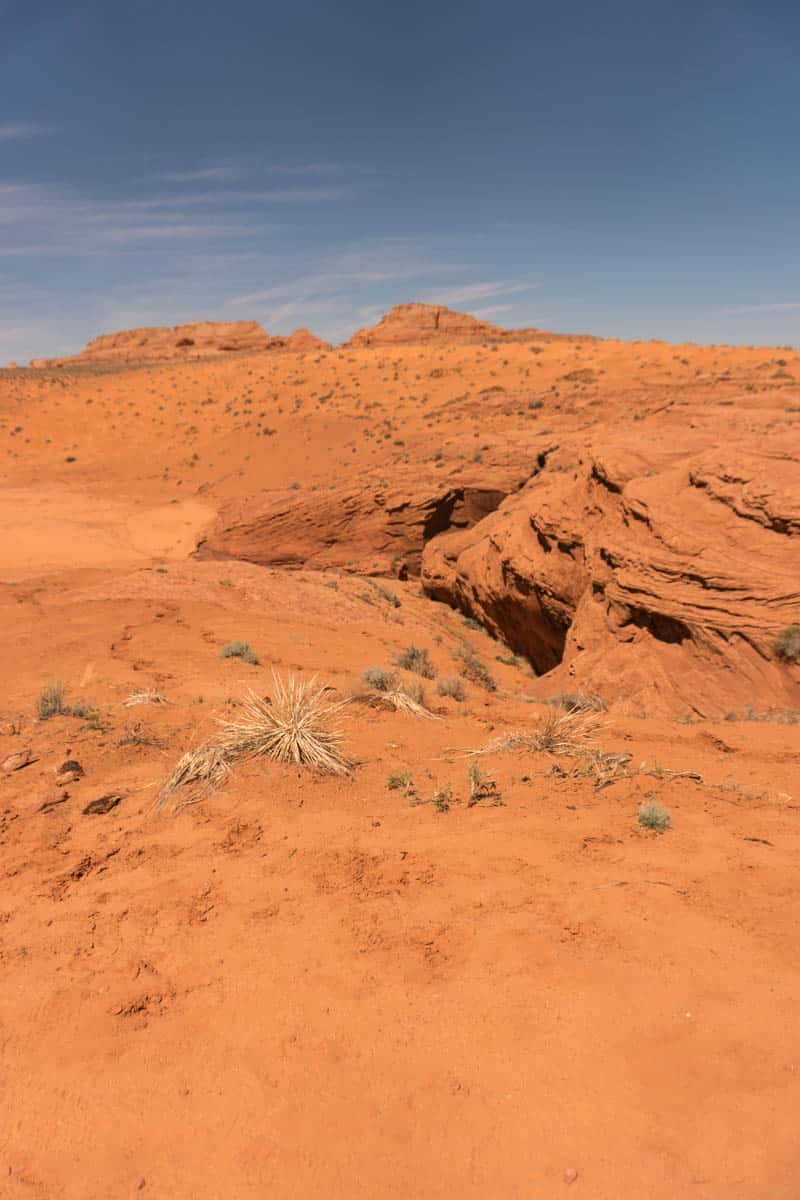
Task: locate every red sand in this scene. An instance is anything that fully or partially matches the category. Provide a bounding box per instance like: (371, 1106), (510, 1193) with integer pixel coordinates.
(1, 312), (798, 1198)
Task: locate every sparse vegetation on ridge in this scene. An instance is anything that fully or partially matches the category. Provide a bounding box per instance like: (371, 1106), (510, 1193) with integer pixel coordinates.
(637, 802), (671, 832)
(220, 641), (260, 665)
(395, 644), (436, 678)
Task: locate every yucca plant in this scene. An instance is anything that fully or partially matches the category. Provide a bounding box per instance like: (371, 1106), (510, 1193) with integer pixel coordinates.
(218, 674), (351, 774)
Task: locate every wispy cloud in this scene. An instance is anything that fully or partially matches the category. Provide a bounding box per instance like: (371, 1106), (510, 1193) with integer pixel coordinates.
(471, 304), (515, 319)
(0, 177), (293, 256)
(111, 188), (348, 210)
(721, 301), (800, 315)
(265, 162), (386, 177)
(227, 251), (472, 309)
(0, 121), (48, 142)
(417, 280), (539, 306)
(266, 163), (346, 176)
(159, 164), (243, 183)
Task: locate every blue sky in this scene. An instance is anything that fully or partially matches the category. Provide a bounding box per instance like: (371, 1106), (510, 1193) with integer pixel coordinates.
(2, 0), (799, 361)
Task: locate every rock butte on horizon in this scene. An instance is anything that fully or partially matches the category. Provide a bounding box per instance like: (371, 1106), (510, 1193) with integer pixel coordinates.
(24, 302), (560, 368)
(28, 319), (332, 368)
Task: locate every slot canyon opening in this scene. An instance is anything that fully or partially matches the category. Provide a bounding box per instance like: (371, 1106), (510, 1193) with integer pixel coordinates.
(422, 486), (509, 544)
(425, 589), (570, 678)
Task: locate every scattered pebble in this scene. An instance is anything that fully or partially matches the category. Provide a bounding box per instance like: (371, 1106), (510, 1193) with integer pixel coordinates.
(38, 790), (69, 814)
(1, 749), (36, 772)
(55, 759), (84, 785)
(83, 792), (123, 816)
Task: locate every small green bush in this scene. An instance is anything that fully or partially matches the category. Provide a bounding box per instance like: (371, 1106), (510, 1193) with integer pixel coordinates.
(437, 676), (466, 701)
(387, 770), (412, 790)
(433, 788), (451, 813)
(373, 583), (401, 608)
(219, 641), (260, 665)
(775, 625), (800, 664)
(396, 645), (436, 679)
(36, 679), (67, 720)
(363, 666), (398, 692)
(637, 802), (671, 832)
(455, 645), (496, 692)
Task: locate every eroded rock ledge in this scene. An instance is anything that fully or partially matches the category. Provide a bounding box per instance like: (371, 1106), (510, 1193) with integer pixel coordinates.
(421, 434), (800, 716)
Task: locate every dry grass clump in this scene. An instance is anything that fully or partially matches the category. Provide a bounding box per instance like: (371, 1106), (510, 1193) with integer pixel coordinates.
(36, 680), (97, 722)
(454, 644), (496, 692)
(437, 676), (466, 701)
(362, 666), (398, 692)
(395, 644), (436, 679)
(156, 743), (234, 811)
(217, 676), (351, 773)
(547, 691), (607, 713)
(156, 672), (351, 811)
(352, 679), (439, 719)
(219, 640), (260, 665)
(468, 703), (604, 758)
(36, 679), (68, 720)
(123, 689), (168, 707)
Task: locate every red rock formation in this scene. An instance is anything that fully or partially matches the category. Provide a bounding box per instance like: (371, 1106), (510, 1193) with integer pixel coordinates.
(280, 328), (332, 353)
(343, 303), (545, 348)
(421, 434), (800, 717)
(30, 321), (331, 367)
(196, 467), (522, 576)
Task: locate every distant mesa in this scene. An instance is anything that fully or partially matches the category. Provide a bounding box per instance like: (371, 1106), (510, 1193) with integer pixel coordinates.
(343, 302), (546, 348)
(27, 302), (552, 368)
(280, 327), (331, 353)
(29, 320), (332, 367)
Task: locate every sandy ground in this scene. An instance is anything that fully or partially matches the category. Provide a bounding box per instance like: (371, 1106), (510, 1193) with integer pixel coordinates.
(1, 337), (799, 1198)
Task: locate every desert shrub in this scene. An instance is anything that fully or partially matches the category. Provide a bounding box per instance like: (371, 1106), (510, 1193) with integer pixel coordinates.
(455, 645), (496, 692)
(775, 625), (800, 664)
(473, 704), (604, 758)
(353, 675), (436, 718)
(495, 652), (522, 667)
(395, 645), (436, 679)
(157, 673), (350, 812)
(220, 641), (260, 665)
(36, 679), (67, 720)
(156, 744), (234, 810)
(637, 802), (671, 832)
(387, 770), (412, 790)
(218, 676), (350, 773)
(432, 788), (451, 813)
(373, 583), (401, 608)
(548, 691), (608, 713)
(437, 676), (466, 701)
(362, 666), (398, 692)
(467, 762), (503, 807)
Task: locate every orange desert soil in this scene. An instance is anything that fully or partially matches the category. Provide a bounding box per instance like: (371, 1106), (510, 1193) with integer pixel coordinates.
(1, 306), (799, 1198)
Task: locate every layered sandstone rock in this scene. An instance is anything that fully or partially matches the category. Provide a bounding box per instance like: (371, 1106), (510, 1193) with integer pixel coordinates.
(195, 467), (532, 576)
(421, 435), (800, 716)
(30, 320), (332, 367)
(343, 303), (545, 348)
